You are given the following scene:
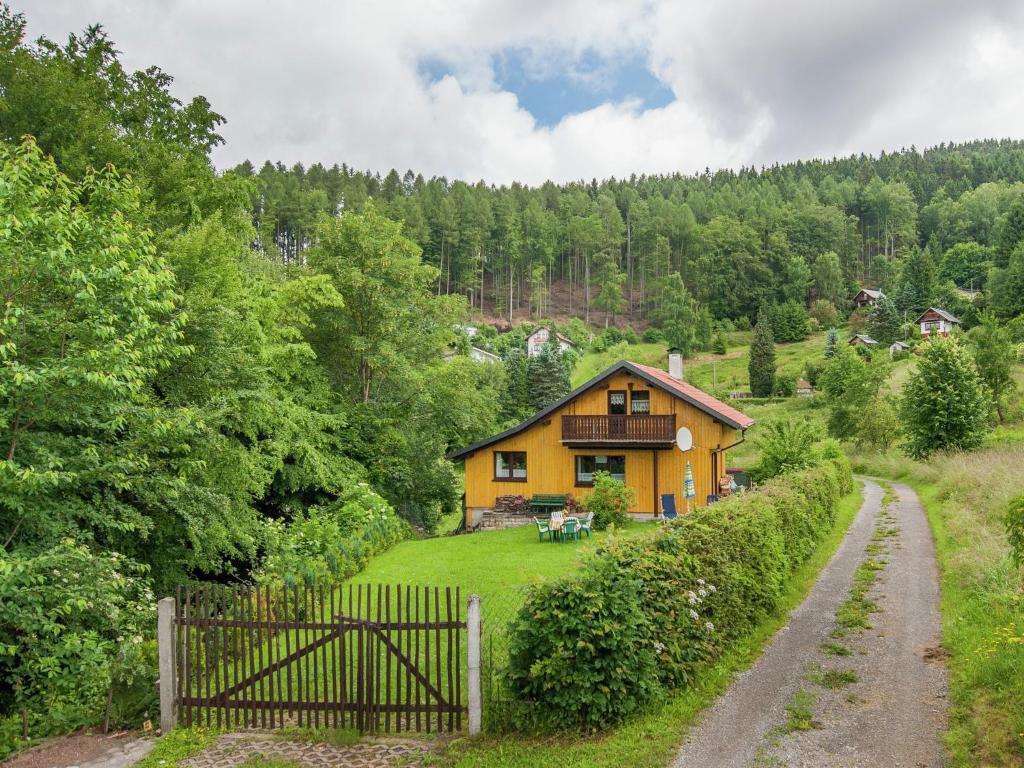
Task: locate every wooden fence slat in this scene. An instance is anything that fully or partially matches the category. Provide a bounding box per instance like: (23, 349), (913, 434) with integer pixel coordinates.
(424, 586), (431, 734)
(232, 587), (241, 728)
(311, 585), (320, 729)
(263, 585), (274, 728)
(203, 586), (212, 727)
(384, 585), (392, 734)
(405, 585), (412, 732)
(213, 587), (221, 729)
(245, 587), (258, 728)
(414, 586), (421, 732)
(218, 586), (229, 729)
(347, 584), (354, 730)
(356, 585), (365, 733)
(175, 586), (184, 728)
(434, 587), (443, 733)
(304, 584), (312, 728)
(365, 584), (373, 732)
(256, 587), (266, 727)
(446, 587), (454, 732)
(283, 586), (292, 723)
(455, 586), (462, 732)
(185, 587), (193, 728)
(375, 584), (382, 733)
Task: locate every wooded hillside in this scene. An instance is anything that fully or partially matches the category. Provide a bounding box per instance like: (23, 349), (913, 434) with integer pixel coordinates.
(241, 140), (1024, 326)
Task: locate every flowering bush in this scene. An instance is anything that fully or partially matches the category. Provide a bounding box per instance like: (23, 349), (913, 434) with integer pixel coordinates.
(0, 540), (154, 742)
(506, 557), (661, 730)
(505, 456), (853, 730)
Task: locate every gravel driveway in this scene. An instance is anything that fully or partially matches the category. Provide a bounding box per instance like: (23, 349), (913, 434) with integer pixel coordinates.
(671, 479), (948, 768)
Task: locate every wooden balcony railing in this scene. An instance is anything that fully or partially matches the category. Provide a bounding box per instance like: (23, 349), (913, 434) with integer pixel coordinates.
(561, 414), (676, 444)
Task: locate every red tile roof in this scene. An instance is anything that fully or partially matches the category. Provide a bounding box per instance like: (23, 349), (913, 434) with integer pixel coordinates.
(632, 362), (755, 429)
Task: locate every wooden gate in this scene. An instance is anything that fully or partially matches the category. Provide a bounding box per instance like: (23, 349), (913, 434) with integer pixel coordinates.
(172, 584), (466, 734)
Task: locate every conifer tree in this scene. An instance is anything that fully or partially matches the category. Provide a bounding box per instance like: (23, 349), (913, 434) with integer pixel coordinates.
(893, 246), (935, 315)
(996, 193), (1024, 268)
(824, 327), (839, 359)
(501, 347), (531, 422)
(748, 305), (776, 396)
(527, 340), (570, 411)
(868, 294), (902, 344)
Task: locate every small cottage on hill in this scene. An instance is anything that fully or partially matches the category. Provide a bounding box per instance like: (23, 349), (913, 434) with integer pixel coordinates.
(448, 353), (754, 526)
(849, 334), (879, 347)
(915, 308), (960, 338)
(526, 327), (576, 357)
(853, 288), (885, 309)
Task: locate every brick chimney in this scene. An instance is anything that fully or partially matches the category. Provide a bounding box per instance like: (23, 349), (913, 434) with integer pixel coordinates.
(668, 349), (684, 382)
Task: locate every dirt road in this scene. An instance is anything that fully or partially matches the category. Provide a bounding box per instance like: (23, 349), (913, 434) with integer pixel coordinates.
(671, 479), (948, 768)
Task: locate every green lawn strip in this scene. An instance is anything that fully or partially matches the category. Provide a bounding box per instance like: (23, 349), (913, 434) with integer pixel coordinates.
(832, 556), (883, 638)
(428, 486), (864, 768)
(134, 727), (221, 768)
(900, 480), (1024, 767)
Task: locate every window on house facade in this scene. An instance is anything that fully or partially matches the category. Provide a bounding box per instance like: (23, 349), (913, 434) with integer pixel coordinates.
(575, 455), (625, 486)
(630, 390), (650, 414)
(494, 451), (527, 481)
(608, 391), (627, 415)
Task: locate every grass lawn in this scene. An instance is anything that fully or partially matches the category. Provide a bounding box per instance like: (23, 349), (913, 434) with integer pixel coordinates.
(426, 485), (865, 768)
(356, 520), (655, 658)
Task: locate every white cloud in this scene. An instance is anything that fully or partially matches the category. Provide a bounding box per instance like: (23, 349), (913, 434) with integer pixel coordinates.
(22, 0), (1024, 185)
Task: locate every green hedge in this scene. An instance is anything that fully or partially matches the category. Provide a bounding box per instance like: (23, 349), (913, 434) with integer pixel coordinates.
(505, 457), (854, 730)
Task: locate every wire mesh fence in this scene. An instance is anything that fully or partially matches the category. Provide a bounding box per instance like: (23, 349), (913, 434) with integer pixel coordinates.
(478, 587), (530, 731)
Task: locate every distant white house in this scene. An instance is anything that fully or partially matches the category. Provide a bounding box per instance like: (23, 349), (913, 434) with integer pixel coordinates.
(915, 308), (960, 338)
(526, 327), (575, 358)
(889, 340), (912, 358)
(469, 346), (500, 364)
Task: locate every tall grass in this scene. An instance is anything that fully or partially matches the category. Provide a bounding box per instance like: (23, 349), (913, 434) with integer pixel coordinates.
(851, 445), (1024, 767)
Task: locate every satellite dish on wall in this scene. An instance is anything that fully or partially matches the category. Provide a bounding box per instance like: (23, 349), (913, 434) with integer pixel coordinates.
(676, 427), (693, 452)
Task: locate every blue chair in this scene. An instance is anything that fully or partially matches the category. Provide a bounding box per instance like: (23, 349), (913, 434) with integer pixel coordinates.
(660, 494), (678, 520)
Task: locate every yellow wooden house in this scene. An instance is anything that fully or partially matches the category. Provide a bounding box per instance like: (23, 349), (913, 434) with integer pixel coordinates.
(449, 353), (755, 526)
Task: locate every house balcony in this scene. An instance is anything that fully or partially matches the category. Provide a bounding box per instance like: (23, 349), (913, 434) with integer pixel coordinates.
(561, 414), (677, 446)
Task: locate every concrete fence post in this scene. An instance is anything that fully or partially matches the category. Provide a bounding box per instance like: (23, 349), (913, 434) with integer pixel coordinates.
(467, 593), (481, 736)
(157, 596), (177, 734)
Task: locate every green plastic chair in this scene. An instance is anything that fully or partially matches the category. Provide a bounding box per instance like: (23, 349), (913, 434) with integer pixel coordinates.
(562, 518), (580, 542)
(533, 516), (551, 542)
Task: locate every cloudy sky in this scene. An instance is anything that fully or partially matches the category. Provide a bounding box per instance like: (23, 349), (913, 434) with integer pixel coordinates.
(24, 1), (1024, 185)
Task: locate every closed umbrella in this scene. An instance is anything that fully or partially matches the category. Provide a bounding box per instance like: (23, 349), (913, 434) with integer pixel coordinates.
(684, 461), (696, 512)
